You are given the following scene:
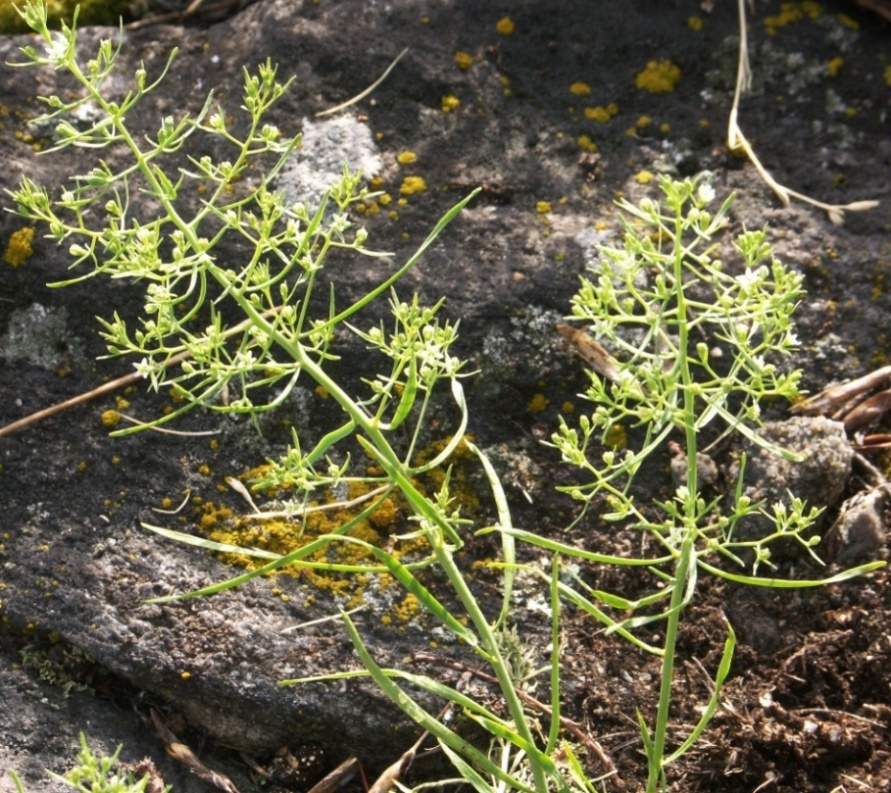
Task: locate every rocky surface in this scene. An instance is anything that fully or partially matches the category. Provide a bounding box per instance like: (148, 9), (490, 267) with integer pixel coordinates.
(1, 2), (890, 792)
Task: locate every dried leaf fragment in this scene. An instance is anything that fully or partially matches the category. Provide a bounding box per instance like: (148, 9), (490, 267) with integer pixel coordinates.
(556, 323), (623, 384)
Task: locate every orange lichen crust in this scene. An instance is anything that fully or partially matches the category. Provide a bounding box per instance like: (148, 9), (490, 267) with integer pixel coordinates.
(195, 435), (484, 621)
(3, 227), (34, 267)
(635, 60), (681, 94)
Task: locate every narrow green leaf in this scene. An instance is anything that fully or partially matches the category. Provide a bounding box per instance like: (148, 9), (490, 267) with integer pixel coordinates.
(698, 559), (885, 587)
(546, 555), (562, 755)
(360, 541), (480, 649)
(483, 527), (673, 567)
(388, 354), (417, 430)
(339, 612), (535, 793)
(466, 439), (515, 629)
(666, 621), (736, 764)
(141, 523), (279, 559)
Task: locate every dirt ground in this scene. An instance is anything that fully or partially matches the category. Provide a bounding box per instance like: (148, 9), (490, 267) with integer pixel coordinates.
(1, 1), (890, 792)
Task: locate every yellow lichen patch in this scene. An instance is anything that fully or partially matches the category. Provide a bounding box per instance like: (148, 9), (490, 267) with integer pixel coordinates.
(536, 201), (552, 214)
(569, 81), (592, 96)
(764, 1), (822, 35)
(495, 16), (514, 36)
(603, 424), (627, 450)
(201, 483), (406, 607)
(368, 493), (400, 530)
(441, 94), (460, 113)
(392, 593), (420, 623)
(635, 170), (655, 185)
(399, 176), (427, 196)
(100, 410), (121, 428)
(411, 434), (481, 516)
(396, 150), (417, 165)
(687, 15), (703, 31)
(199, 502), (233, 532)
(527, 393), (549, 414)
(635, 60), (681, 94)
(827, 57), (844, 77)
(454, 51), (474, 71)
(584, 103), (618, 123)
(195, 438), (484, 621)
(3, 227), (34, 268)
(577, 134), (598, 153)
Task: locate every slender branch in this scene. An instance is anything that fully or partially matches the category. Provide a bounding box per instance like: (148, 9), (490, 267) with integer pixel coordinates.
(0, 309), (282, 439)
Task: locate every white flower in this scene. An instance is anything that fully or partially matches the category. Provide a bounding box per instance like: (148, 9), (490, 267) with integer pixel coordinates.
(134, 358), (155, 378)
(696, 182), (715, 205)
(44, 32), (70, 64)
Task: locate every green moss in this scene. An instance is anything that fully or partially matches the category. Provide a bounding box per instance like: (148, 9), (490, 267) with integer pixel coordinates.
(0, 0), (134, 34)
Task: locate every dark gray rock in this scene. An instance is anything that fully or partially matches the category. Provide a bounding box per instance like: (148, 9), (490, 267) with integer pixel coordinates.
(2, 1), (890, 791)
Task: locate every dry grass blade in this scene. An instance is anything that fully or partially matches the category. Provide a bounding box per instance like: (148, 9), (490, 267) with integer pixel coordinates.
(234, 483), (390, 521)
(842, 389), (891, 433)
(0, 308), (283, 439)
(792, 365), (891, 417)
(315, 49), (409, 118)
(0, 366), (147, 439)
(150, 708), (241, 793)
(366, 713), (439, 793)
(729, 0), (879, 224)
(857, 434), (891, 450)
(305, 757), (359, 793)
(852, 0), (891, 22)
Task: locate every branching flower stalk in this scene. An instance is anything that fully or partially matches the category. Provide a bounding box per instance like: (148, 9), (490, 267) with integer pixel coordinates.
(542, 175), (883, 792)
(5, 4), (567, 793)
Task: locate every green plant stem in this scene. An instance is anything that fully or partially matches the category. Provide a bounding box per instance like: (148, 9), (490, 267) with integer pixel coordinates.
(647, 532), (693, 793)
(50, 33), (537, 787)
(430, 543), (550, 793)
(647, 202), (701, 793)
(230, 280), (548, 792)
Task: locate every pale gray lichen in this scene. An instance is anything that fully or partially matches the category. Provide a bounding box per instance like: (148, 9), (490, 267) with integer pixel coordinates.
(0, 303), (85, 370)
(276, 115), (382, 211)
